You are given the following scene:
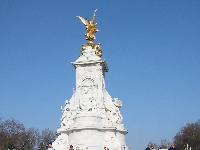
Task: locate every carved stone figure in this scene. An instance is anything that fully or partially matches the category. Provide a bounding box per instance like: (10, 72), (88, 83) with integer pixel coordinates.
(61, 100), (72, 127)
(79, 87), (92, 111)
(79, 86), (99, 113)
(103, 91), (123, 126)
(110, 107), (123, 125)
(113, 98), (122, 108)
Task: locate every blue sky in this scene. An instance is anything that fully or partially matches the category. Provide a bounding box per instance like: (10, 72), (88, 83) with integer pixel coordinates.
(0, 1), (200, 149)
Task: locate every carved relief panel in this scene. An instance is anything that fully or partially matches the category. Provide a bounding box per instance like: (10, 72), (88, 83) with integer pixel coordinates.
(78, 78), (99, 112)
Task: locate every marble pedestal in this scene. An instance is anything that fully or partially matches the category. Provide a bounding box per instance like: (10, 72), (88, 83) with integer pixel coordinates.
(53, 46), (129, 150)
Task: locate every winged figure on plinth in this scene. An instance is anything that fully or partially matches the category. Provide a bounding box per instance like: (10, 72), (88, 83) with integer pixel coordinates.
(77, 9), (99, 41)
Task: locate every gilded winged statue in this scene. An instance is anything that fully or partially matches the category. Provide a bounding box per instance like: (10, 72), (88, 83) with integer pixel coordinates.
(77, 9), (99, 41)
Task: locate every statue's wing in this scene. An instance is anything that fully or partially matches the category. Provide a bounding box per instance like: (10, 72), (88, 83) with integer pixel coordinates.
(91, 9), (97, 23)
(77, 16), (89, 26)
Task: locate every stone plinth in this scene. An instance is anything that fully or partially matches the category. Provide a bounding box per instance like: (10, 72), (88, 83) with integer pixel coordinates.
(53, 46), (129, 150)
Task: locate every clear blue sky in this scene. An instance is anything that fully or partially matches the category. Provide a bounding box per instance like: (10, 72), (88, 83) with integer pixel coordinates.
(0, 1), (200, 149)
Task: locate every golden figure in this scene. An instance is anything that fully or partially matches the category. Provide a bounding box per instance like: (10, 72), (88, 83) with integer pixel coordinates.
(77, 9), (99, 41)
(77, 10), (102, 57)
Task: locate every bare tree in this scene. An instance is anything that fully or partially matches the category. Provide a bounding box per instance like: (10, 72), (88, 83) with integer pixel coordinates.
(149, 142), (158, 149)
(173, 119), (200, 150)
(0, 118), (26, 149)
(18, 127), (40, 150)
(0, 117), (57, 150)
(37, 128), (57, 150)
(159, 139), (171, 149)
(149, 139), (171, 149)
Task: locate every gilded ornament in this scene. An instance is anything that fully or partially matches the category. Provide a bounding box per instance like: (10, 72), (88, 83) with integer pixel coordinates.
(77, 9), (102, 57)
(77, 9), (99, 41)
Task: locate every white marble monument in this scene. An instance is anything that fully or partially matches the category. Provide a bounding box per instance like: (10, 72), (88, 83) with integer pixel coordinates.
(53, 10), (129, 150)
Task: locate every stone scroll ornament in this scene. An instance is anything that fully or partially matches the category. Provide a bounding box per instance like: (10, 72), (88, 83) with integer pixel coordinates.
(77, 9), (102, 57)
